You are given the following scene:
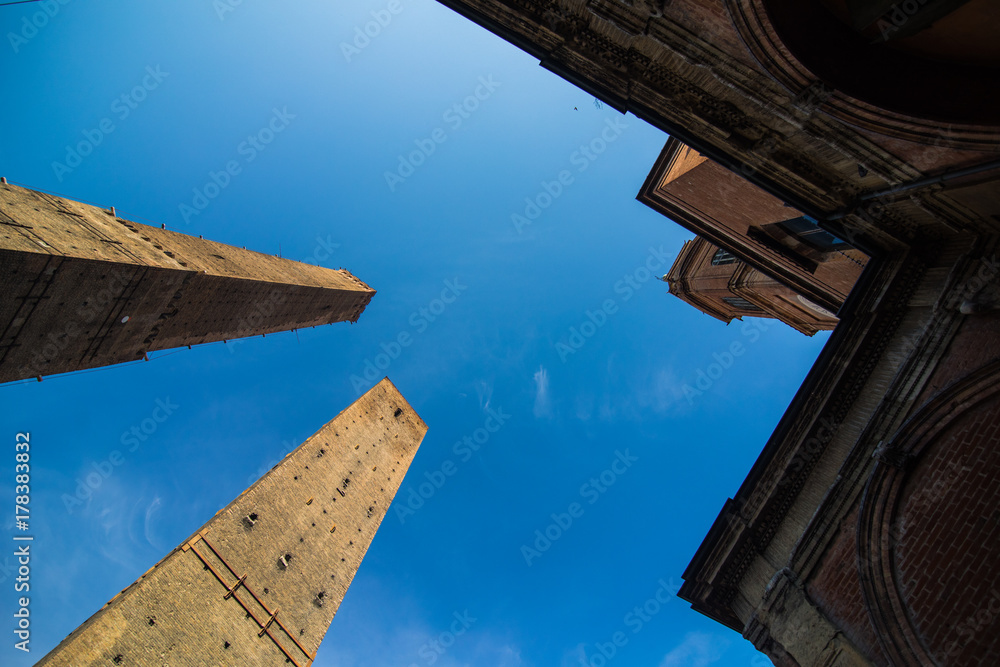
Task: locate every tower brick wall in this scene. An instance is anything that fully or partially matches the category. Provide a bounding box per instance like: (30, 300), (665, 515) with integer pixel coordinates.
(0, 183), (375, 383)
(35, 378), (426, 667)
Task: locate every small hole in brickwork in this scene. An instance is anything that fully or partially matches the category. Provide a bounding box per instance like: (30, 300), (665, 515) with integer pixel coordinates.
(147, 616), (155, 626)
(264, 588), (269, 594)
(294, 476), (298, 480)
(224, 641), (231, 649)
(318, 449), (325, 457)
(394, 408), (403, 417)
(113, 656), (123, 664)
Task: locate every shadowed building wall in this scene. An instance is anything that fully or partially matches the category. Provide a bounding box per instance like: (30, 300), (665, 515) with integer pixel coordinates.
(428, 1), (1000, 664)
(0, 182), (375, 383)
(36, 378), (427, 667)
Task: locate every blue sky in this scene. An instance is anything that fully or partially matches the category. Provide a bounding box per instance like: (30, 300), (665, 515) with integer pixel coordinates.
(0, 1), (826, 665)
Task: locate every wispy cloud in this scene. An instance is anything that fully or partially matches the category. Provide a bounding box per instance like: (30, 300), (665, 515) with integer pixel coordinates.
(495, 644), (525, 667)
(143, 496), (163, 549)
(477, 379), (494, 412)
(574, 363), (689, 424)
(533, 365), (552, 418)
(315, 572), (525, 667)
(634, 366), (679, 415)
(659, 632), (729, 667)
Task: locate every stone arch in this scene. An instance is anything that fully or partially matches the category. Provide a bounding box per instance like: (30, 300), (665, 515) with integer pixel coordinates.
(857, 359), (1000, 665)
(724, 0), (1000, 149)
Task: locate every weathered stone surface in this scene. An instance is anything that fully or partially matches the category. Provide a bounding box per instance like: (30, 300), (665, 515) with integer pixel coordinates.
(36, 378), (426, 667)
(0, 183), (374, 383)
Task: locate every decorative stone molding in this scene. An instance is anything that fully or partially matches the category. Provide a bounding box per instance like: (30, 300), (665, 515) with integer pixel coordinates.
(747, 568), (874, 666)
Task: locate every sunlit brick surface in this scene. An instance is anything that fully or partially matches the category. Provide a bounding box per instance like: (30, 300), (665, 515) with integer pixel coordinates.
(36, 378), (426, 666)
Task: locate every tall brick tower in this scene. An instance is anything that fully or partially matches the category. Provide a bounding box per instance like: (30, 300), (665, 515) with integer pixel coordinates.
(36, 378), (427, 666)
(0, 182), (375, 383)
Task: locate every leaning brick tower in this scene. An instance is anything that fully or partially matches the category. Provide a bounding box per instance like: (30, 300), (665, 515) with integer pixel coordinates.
(36, 378), (427, 666)
(0, 182), (375, 383)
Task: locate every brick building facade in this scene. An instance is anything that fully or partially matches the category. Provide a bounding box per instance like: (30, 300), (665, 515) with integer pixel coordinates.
(36, 378), (427, 667)
(431, 0), (1000, 664)
(0, 182), (374, 384)
(664, 236), (839, 335)
(639, 137), (866, 317)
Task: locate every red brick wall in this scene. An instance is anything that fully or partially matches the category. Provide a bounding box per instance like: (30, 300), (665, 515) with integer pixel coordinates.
(806, 503), (887, 665)
(913, 311), (1000, 410)
(665, 1), (755, 64)
(807, 320), (1000, 667)
(895, 390), (1000, 666)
